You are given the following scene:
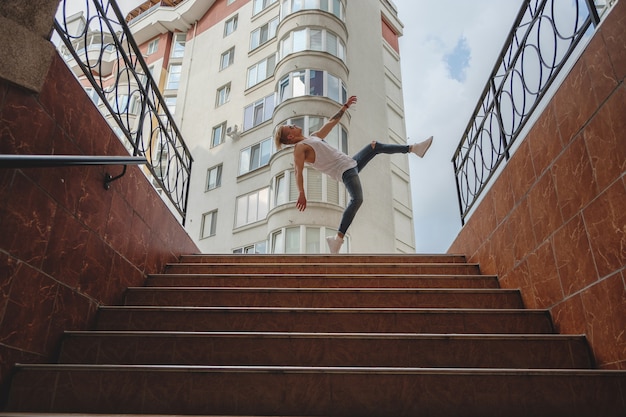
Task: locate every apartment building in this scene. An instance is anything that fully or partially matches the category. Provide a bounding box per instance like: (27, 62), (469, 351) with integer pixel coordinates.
(95, 0), (414, 253)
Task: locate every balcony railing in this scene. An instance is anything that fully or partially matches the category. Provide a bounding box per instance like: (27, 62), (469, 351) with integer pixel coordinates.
(53, 0), (193, 225)
(452, 0), (613, 225)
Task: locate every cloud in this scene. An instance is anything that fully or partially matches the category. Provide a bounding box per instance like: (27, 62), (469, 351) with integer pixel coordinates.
(393, 0), (523, 252)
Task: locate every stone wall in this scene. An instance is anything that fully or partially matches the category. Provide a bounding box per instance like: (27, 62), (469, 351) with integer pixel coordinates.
(449, 1), (625, 369)
(0, 53), (198, 396)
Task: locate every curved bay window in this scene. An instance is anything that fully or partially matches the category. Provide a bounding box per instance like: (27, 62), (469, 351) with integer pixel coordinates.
(279, 27), (345, 62)
(280, 0), (345, 21)
(278, 69), (347, 105)
(271, 226), (347, 254)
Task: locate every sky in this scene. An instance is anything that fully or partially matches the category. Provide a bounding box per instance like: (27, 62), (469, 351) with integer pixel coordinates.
(392, 0), (523, 253)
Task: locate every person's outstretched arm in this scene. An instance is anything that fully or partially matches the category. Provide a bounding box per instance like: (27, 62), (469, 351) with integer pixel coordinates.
(311, 95), (357, 139)
(293, 143), (307, 211)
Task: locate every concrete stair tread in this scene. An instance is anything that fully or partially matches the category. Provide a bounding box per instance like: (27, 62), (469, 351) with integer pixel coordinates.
(14, 363), (626, 375)
(146, 273), (500, 288)
(123, 287), (523, 308)
(59, 330), (594, 368)
(101, 305), (540, 312)
(126, 286), (515, 293)
(9, 365), (626, 416)
(62, 329), (587, 339)
(164, 263), (482, 276)
(179, 254), (469, 263)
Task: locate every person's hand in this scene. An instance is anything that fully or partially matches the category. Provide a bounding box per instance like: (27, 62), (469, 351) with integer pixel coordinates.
(344, 95), (357, 109)
(296, 193), (307, 211)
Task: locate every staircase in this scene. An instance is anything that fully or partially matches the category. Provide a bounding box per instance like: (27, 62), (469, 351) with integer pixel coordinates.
(5, 254), (626, 416)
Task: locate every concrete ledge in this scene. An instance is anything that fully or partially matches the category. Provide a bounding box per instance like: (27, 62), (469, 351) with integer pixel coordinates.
(0, 15), (55, 93)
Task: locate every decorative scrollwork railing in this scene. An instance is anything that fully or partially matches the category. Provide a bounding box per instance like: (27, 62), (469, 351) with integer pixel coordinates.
(53, 0), (193, 224)
(452, 0), (611, 225)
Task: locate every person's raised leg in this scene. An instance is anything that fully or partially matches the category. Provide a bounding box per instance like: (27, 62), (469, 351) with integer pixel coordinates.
(327, 168), (362, 254)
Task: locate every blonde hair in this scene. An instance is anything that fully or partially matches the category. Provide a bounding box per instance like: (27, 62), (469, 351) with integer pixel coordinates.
(274, 124), (286, 150)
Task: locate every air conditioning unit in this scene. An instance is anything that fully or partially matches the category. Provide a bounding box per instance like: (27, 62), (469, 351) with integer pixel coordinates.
(226, 125), (240, 140)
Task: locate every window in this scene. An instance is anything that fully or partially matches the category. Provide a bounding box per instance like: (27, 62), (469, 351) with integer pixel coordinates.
(85, 87), (100, 105)
(201, 210), (218, 238)
(306, 227), (320, 253)
(147, 38), (159, 55)
(164, 96), (177, 115)
(243, 94), (275, 130)
(277, 70), (347, 104)
(272, 230), (284, 253)
(246, 54), (276, 88)
(211, 122), (226, 148)
(250, 16), (279, 50)
(235, 188), (270, 227)
(227, 0), (236, 4)
(224, 15), (238, 37)
(285, 227), (300, 253)
(166, 64), (182, 90)
(280, 0), (344, 20)
(206, 164), (222, 191)
(240, 138), (272, 175)
(274, 173), (287, 206)
(270, 226), (346, 253)
(220, 47), (235, 70)
(279, 28), (346, 61)
(171, 33), (186, 58)
(216, 84), (231, 107)
(253, 0), (277, 15)
(233, 241), (268, 254)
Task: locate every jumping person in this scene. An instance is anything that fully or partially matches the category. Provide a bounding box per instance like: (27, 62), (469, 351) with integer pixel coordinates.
(274, 95), (433, 254)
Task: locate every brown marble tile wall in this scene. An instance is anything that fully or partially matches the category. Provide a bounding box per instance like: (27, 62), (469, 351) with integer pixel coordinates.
(0, 55), (198, 393)
(449, 2), (626, 369)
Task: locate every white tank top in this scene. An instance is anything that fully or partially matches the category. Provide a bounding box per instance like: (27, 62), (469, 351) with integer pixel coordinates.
(302, 136), (357, 181)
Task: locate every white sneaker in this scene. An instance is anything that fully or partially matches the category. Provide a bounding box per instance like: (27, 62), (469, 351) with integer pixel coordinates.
(326, 236), (343, 254)
(411, 136), (433, 158)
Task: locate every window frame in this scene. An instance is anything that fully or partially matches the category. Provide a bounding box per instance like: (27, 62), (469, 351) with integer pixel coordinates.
(243, 93), (275, 131)
(166, 63), (182, 90)
(206, 164), (223, 191)
(224, 15), (238, 37)
(246, 54), (277, 89)
(216, 83), (231, 107)
(147, 38), (159, 55)
(220, 47), (235, 70)
(235, 187), (270, 228)
(253, 0), (278, 15)
(239, 137), (273, 175)
(211, 122), (227, 148)
(171, 33), (186, 58)
(250, 16), (279, 51)
(201, 210), (218, 239)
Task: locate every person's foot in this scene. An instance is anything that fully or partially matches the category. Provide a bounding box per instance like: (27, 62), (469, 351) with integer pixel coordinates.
(326, 236), (343, 254)
(411, 136), (433, 158)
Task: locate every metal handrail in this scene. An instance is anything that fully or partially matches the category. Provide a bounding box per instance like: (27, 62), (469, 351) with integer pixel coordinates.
(451, 0), (609, 225)
(53, 0), (193, 225)
(0, 155), (147, 168)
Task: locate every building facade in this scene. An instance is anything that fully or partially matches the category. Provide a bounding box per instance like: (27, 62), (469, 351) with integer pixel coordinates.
(97, 0), (414, 253)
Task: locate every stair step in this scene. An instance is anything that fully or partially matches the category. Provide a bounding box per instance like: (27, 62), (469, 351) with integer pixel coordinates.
(164, 262), (481, 276)
(8, 364), (626, 416)
(146, 273), (500, 289)
(59, 331), (594, 369)
(178, 254), (468, 264)
(123, 287), (523, 309)
(95, 306), (554, 334)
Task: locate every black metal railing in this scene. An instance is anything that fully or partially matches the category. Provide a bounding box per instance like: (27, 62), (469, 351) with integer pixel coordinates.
(452, 0), (610, 225)
(53, 0), (193, 224)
